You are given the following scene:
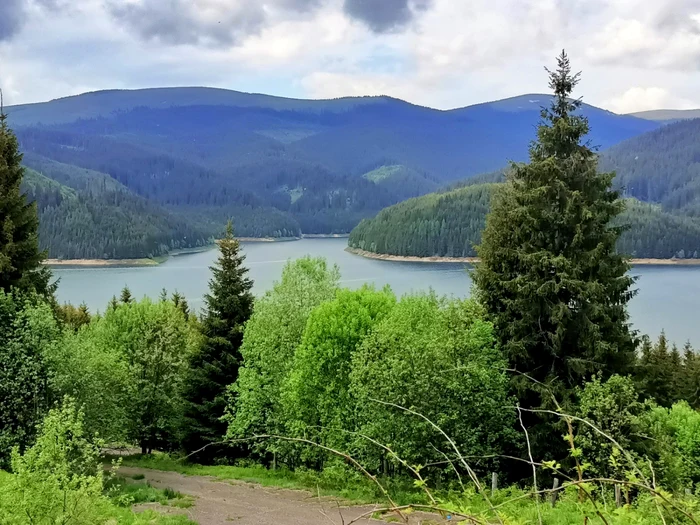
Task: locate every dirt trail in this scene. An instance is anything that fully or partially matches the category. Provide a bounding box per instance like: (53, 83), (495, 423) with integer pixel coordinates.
(120, 466), (447, 525)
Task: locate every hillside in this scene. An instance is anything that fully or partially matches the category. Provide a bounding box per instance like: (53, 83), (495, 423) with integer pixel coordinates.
(3, 87), (664, 257)
(20, 158), (301, 259)
(348, 183), (700, 259)
(599, 118), (700, 215)
(629, 109), (700, 121)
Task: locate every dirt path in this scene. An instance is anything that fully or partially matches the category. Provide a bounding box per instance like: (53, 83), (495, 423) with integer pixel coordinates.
(120, 466), (445, 525)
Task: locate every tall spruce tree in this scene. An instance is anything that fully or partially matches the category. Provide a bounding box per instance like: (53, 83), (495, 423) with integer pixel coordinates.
(0, 105), (52, 297)
(474, 52), (636, 415)
(181, 222), (253, 461)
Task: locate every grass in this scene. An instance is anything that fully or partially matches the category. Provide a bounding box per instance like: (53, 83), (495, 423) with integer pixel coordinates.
(362, 165), (403, 184)
(116, 453), (422, 505)
(106, 475), (194, 509)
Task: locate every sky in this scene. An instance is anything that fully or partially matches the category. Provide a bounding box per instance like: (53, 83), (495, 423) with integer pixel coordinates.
(1, 0), (699, 113)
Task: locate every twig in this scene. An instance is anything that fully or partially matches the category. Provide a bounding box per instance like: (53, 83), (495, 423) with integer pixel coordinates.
(370, 398), (505, 525)
(518, 406), (542, 525)
(346, 504), (484, 525)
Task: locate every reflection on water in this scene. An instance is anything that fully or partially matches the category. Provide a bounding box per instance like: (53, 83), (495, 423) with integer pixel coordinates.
(53, 238), (700, 346)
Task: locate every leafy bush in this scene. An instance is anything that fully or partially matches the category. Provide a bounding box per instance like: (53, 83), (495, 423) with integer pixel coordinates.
(0, 398), (110, 524)
(282, 286), (396, 457)
(46, 298), (198, 451)
(226, 257), (340, 459)
(0, 291), (61, 465)
(641, 401), (700, 490)
(350, 294), (515, 474)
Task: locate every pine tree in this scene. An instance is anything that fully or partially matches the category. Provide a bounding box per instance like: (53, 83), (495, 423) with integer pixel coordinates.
(474, 52), (636, 416)
(0, 105), (52, 296)
(172, 291), (190, 320)
(181, 222), (254, 461)
(119, 286), (133, 304)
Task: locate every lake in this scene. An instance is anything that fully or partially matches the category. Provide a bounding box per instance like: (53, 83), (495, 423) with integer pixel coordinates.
(53, 237), (700, 346)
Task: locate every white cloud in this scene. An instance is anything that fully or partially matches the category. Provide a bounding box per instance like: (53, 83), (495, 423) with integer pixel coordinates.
(2, 0), (700, 112)
(606, 87), (696, 114)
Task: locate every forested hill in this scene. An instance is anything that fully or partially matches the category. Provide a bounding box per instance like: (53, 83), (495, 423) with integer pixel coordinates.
(4, 88), (659, 259)
(348, 183), (700, 260)
(599, 118), (700, 215)
(20, 156), (301, 259)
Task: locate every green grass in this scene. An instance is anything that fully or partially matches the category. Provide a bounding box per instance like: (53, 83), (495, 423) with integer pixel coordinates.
(362, 165), (403, 183)
(106, 475), (194, 509)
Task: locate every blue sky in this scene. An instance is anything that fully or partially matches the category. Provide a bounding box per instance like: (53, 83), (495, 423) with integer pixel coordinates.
(1, 0), (699, 113)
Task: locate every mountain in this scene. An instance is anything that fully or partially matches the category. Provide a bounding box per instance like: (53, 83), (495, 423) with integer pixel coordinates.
(20, 163), (212, 259)
(6, 88), (659, 258)
(599, 118), (700, 214)
(629, 109), (700, 122)
(348, 183), (700, 260)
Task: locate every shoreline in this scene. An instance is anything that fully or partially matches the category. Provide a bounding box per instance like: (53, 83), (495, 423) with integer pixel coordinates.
(345, 247), (700, 266)
(44, 235), (349, 267)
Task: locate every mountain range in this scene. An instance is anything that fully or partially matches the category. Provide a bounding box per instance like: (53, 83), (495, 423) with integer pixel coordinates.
(4, 86), (682, 259)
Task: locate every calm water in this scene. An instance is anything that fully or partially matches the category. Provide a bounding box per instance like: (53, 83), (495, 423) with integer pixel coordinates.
(53, 238), (700, 346)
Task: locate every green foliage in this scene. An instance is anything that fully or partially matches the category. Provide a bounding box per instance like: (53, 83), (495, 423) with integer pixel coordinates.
(0, 291), (61, 465)
(55, 302), (91, 331)
(0, 400), (195, 524)
(45, 297), (198, 450)
(575, 375), (647, 479)
(636, 333), (693, 408)
(0, 399), (108, 524)
(282, 286), (396, 454)
(350, 180), (700, 260)
(20, 162), (213, 260)
(0, 115), (52, 296)
(350, 294), (515, 474)
(226, 257), (340, 455)
(181, 222), (254, 461)
(473, 53), (636, 424)
(641, 401), (700, 490)
(349, 184), (494, 257)
(106, 476), (191, 508)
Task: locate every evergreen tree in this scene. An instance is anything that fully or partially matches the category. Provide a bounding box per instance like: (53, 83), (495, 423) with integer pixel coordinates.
(181, 222), (254, 461)
(119, 286), (133, 304)
(473, 52), (636, 422)
(108, 295), (119, 311)
(0, 107), (52, 296)
(171, 291), (190, 320)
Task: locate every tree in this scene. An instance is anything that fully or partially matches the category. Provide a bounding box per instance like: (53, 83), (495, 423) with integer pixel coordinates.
(171, 291), (190, 320)
(226, 257), (339, 463)
(473, 52), (636, 420)
(47, 298), (195, 451)
(0, 291), (61, 465)
(282, 286), (395, 457)
(349, 295), (515, 474)
(181, 222), (254, 461)
(0, 109), (52, 296)
(119, 285), (133, 304)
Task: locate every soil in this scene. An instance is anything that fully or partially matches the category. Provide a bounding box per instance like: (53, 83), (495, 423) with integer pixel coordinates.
(120, 466), (450, 525)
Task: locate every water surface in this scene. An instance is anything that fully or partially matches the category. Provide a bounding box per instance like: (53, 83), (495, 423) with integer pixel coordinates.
(53, 238), (700, 346)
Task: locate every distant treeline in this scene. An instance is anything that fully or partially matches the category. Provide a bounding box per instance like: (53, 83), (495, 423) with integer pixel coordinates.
(349, 183), (700, 259)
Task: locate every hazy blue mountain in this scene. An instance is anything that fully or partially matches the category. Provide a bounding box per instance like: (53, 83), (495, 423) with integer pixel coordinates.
(629, 109), (700, 122)
(6, 87), (661, 256)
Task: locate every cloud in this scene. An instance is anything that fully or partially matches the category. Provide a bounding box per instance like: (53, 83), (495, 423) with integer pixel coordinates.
(2, 0), (700, 113)
(606, 87), (696, 114)
(107, 0), (324, 47)
(0, 0), (25, 41)
(587, 0), (700, 69)
(342, 0), (433, 32)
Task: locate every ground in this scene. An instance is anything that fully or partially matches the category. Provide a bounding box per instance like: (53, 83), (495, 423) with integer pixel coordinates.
(120, 466), (448, 525)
